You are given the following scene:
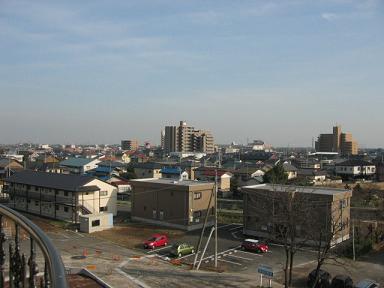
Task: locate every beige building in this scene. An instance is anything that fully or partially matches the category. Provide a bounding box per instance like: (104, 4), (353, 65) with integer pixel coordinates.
(194, 167), (232, 196)
(130, 178), (215, 230)
(132, 162), (162, 179)
(4, 170), (117, 223)
(121, 139), (139, 151)
(315, 125), (358, 155)
(163, 121), (214, 154)
(242, 184), (352, 246)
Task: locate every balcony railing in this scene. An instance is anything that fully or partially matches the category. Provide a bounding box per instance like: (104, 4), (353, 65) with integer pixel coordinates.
(0, 204), (68, 287)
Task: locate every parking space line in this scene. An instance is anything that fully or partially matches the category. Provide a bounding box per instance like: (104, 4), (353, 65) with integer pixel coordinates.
(178, 252), (199, 260)
(235, 249), (263, 257)
(218, 259), (243, 266)
(225, 254), (252, 261)
(200, 246), (241, 262)
(228, 226), (243, 231)
(218, 223), (237, 229)
(146, 245), (171, 254)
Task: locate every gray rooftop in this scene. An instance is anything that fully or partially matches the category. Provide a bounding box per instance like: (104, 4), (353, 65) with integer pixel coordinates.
(242, 184), (350, 196)
(130, 178), (214, 186)
(5, 170), (97, 192)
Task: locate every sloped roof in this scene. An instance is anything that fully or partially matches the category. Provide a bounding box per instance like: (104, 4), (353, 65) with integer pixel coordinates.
(160, 167), (182, 174)
(5, 170), (96, 191)
(337, 159), (374, 167)
(60, 157), (97, 167)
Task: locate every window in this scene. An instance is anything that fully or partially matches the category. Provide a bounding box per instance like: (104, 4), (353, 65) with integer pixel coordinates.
(100, 206), (108, 212)
(152, 209), (157, 219)
(339, 199), (347, 209)
(194, 192), (202, 200)
(92, 220), (100, 227)
(64, 207), (69, 212)
(35, 201), (39, 206)
(64, 191), (69, 197)
(100, 191), (108, 196)
(56, 205), (59, 211)
(159, 210), (164, 220)
(193, 210), (202, 223)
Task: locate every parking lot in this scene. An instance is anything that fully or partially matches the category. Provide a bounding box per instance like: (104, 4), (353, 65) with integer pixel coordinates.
(141, 223), (318, 275)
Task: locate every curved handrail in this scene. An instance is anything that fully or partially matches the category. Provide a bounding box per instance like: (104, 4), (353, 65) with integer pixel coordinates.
(0, 204), (68, 287)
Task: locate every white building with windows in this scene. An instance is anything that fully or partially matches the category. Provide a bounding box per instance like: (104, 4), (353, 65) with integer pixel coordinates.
(335, 160), (376, 179)
(4, 170), (117, 223)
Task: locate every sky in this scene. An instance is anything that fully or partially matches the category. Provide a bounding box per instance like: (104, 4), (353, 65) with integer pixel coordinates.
(0, 0), (383, 147)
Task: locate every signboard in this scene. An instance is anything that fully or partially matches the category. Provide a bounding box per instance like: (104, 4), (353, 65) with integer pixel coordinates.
(258, 265), (273, 277)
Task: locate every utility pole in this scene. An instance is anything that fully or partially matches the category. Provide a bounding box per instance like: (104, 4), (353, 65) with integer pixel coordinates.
(352, 220), (356, 261)
(214, 168), (218, 268)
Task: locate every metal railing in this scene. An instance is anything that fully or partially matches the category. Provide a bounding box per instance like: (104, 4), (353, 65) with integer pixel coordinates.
(0, 204), (68, 287)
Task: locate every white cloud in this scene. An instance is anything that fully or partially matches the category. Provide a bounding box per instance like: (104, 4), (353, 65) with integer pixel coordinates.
(321, 12), (339, 21)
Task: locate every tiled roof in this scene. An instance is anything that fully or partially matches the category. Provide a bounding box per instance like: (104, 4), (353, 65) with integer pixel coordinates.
(5, 170), (96, 191)
(60, 157), (97, 167)
(337, 160), (374, 167)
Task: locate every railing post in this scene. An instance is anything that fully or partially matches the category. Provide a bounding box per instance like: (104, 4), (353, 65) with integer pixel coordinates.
(44, 261), (51, 288)
(0, 215), (5, 287)
(28, 238), (38, 288)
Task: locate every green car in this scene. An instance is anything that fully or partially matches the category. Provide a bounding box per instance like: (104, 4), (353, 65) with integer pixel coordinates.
(170, 243), (195, 257)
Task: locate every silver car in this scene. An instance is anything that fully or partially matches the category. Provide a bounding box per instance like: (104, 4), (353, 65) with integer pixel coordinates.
(355, 279), (380, 288)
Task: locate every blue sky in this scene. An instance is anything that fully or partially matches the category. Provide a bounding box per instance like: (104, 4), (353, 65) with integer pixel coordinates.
(0, 0), (383, 147)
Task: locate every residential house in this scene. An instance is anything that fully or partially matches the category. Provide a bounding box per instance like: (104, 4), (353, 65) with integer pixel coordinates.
(130, 178), (215, 230)
(132, 162), (162, 179)
(160, 167), (189, 180)
(59, 157), (101, 174)
(297, 169), (327, 184)
(335, 160), (376, 180)
(0, 158), (24, 198)
(242, 184), (352, 246)
(194, 167), (232, 197)
(282, 162), (298, 180)
(4, 170), (117, 223)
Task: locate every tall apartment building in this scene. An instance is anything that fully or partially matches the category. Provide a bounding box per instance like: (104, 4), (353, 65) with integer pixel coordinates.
(121, 139), (139, 151)
(163, 121), (214, 154)
(164, 126), (177, 154)
(315, 125), (358, 155)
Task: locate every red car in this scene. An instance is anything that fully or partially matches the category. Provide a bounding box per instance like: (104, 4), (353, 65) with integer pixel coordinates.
(241, 239), (269, 253)
(143, 234), (168, 249)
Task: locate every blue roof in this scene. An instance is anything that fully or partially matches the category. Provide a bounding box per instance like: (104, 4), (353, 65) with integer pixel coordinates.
(60, 157), (96, 167)
(94, 166), (115, 173)
(160, 167), (182, 174)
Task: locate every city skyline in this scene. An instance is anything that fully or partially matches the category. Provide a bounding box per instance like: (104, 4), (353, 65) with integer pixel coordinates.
(1, 0), (383, 147)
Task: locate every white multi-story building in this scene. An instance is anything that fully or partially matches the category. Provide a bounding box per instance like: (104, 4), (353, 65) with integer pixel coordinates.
(5, 170), (117, 223)
(335, 160), (376, 180)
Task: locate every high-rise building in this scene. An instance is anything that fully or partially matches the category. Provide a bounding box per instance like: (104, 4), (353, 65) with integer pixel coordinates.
(121, 139), (139, 151)
(163, 121), (214, 154)
(164, 126), (177, 154)
(160, 130), (165, 149)
(315, 125), (358, 155)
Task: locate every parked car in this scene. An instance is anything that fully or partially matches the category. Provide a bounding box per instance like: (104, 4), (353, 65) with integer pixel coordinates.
(307, 269), (331, 288)
(330, 275), (353, 288)
(170, 243), (194, 257)
(241, 239), (269, 253)
(143, 234), (168, 249)
(355, 279), (380, 288)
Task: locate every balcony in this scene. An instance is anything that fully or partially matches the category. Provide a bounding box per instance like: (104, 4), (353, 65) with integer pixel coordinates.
(0, 203), (68, 287)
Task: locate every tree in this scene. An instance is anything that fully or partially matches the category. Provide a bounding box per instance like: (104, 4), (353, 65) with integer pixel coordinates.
(271, 188), (313, 287)
(310, 197), (348, 288)
(264, 163), (288, 184)
(120, 167), (137, 180)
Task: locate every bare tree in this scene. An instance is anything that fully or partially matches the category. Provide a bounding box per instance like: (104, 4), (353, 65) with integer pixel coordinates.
(270, 186), (314, 287)
(310, 196), (349, 288)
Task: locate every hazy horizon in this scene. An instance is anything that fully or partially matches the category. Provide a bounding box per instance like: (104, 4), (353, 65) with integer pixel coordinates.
(1, 0), (383, 147)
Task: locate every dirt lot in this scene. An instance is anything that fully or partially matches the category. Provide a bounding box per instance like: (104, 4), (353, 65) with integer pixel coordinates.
(92, 222), (186, 249)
